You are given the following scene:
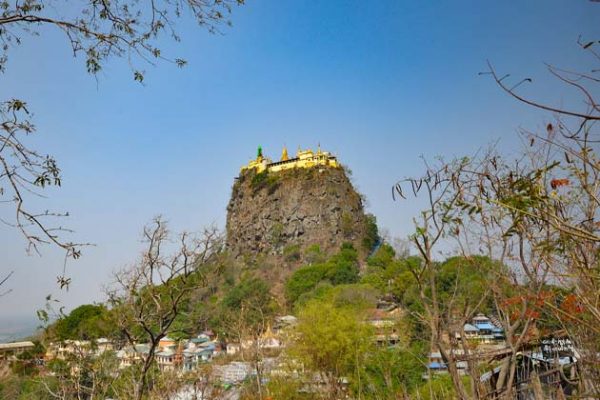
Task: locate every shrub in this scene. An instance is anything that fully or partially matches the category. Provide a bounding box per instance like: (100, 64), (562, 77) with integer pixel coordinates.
(250, 171), (279, 193)
(283, 244), (301, 262)
(362, 213), (380, 251)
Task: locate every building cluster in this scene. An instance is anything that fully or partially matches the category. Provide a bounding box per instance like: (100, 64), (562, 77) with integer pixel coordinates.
(427, 313), (506, 375)
(44, 332), (222, 373)
(240, 145), (340, 174)
(41, 316), (299, 377)
(119, 333), (221, 372)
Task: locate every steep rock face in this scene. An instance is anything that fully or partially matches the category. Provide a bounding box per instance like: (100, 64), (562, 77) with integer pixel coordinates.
(226, 167), (367, 258)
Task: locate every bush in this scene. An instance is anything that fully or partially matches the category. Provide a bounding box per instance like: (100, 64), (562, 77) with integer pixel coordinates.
(285, 244), (360, 306)
(214, 276), (278, 337)
(51, 304), (112, 340)
(285, 263), (328, 305)
(250, 170), (279, 193)
(283, 244), (301, 262)
(304, 244), (325, 264)
(362, 213), (380, 251)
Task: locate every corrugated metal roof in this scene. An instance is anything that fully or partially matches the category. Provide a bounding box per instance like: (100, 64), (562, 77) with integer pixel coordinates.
(0, 341), (34, 350)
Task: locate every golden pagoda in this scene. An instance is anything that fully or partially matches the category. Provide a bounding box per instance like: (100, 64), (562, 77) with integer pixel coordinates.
(240, 145), (340, 174)
(281, 146), (289, 161)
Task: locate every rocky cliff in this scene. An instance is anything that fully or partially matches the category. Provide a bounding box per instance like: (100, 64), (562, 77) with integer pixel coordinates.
(226, 166), (369, 259)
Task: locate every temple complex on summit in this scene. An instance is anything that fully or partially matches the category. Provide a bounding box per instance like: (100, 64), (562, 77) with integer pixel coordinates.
(240, 145), (340, 174)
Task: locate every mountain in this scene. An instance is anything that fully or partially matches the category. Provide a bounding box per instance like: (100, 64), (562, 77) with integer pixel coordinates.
(226, 146), (372, 261)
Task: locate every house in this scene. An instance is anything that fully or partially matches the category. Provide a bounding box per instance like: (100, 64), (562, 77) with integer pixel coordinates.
(463, 323), (479, 339)
(45, 338), (115, 362)
(182, 347), (215, 372)
(426, 350), (468, 376)
(226, 343), (241, 355)
(159, 336), (176, 349)
(0, 341), (35, 362)
(366, 307), (402, 346)
(155, 347), (180, 372)
(116, 343), (150, 369)
(95, 338), (115, 353)
(459, 314), (505, 344)
(182, 339), (217, 371)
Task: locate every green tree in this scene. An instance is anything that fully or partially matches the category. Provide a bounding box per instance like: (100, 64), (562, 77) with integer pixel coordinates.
(412, 375), (472, 400)
(360, 344), (426, 399)
(362, 213), (380, 251)
(285, 263), (328, 305)
(10, 341), (45, 377)
(107, 218), (223, 400)
(51, 304), (112, 340)
(289, 298), (373, 398)
(285, 244), (360, 306)
(216, 276), (278, 338)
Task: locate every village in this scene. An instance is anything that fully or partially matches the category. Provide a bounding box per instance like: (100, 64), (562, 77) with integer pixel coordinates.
(0, 305), (516, 396)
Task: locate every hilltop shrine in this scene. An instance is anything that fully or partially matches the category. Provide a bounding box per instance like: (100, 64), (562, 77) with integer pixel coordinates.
(240, 145), (340, 174)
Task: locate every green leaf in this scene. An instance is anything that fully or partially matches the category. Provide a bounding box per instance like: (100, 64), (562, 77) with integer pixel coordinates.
(134, 71), (144, 83)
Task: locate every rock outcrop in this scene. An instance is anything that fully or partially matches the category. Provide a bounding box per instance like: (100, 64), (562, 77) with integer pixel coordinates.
(226, 166), (368, 259)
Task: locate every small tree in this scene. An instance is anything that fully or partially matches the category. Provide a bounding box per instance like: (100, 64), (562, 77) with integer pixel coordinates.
(107, 217), (223, 400)
(289, 298), (373, 398)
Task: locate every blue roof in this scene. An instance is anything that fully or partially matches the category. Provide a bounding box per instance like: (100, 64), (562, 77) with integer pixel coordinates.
(475, 323), (495, 330)
(464, 323), (478, 332)
(428, 362), (446, 369)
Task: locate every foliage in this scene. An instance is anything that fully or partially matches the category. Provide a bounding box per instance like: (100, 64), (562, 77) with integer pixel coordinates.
(50, 304), (113, 340)
(285, 263), (329, 305)
(436, 256), (497, 316)
(283, 244), (301, 262)
(411, 375), (472, 400)
(340, 211), (354, 238)
(0, 1), (243, 79)
(285, 244), (360, 306)
(10, 341), (45, 377)
(215, 275), (278, 338)
(0, 98), (83, 261)
(266, 376), (314, 400)
(250, 170), (280, 193)
(289, 298), (373, 397)
(269, 222), (284, 247)
(360, 344), (426, 399)
(0, 375), (59, 400)
(304, 244), (325, 264)
(106, 218), (223, 400)
(362, 252), (422, 308)
(296, 283), (379, 312)
(391, 36), (600, 396)
(362, 213), (380, 251)
(0, 0), (244, 257)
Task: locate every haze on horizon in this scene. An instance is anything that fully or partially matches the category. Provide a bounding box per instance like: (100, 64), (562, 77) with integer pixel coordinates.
(0, 1), (598, 326)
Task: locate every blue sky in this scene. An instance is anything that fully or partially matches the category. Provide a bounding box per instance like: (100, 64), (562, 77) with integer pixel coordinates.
(1, 1), (598, 322)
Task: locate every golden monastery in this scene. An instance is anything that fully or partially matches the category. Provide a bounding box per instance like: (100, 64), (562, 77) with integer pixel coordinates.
(240, 145), (340, 174)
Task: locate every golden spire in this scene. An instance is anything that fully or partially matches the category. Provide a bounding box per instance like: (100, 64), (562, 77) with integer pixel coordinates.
(281, 145), (289, 161)
(262, 323), (276, 339)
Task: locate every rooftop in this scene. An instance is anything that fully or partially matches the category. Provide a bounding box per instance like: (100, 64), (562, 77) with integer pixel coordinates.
(0, 341), (34, 350)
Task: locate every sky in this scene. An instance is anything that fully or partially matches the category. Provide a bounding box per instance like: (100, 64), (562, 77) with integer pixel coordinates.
(0, 0), (599, 329)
